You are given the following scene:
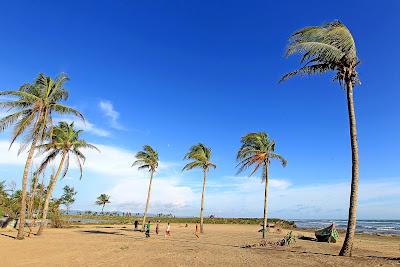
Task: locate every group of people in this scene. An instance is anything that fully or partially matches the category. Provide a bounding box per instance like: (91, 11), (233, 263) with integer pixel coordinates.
(138, 220), (200, 239)
(144, 221), (171, 238)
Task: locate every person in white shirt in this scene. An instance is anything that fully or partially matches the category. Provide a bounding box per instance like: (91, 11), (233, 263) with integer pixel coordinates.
(165, 222), (171, 236)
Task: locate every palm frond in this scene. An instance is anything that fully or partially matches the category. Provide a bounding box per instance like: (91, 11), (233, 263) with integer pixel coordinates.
(280, 63), (333, 82)
(182, 161), (203, 171)
(37, 150), (59, 175)
(0, 110), (28, 132)
(51, 104), (84, 121)
(0, 90), (40, 102)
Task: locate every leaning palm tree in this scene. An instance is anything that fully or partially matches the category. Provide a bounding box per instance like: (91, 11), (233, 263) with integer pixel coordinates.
(132, 145), (158, 230)
(280, 20), (360, 256)
(96, 194), (111, 213)
(236, 132), (287, 239)
(35, 122), (99, 235)
(182, 143), (216, 233)
(0, 73), (83, 239)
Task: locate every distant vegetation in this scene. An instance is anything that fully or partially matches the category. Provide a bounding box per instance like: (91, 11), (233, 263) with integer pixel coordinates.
(62, 213), (296, 228)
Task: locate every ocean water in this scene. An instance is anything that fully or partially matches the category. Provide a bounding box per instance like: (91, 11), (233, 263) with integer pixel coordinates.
(293, 219), (400, 235)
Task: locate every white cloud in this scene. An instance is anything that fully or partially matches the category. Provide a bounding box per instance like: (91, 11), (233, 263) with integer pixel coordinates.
(0, 140), (27, 166)
(0, 139), (192, 213)
(74, 120), (110, 137)
(99, 100), (122, 130)
(204, 177), (400, 219)
(108, 177), (196, 213)
(1, 138), (399, 219)
(219, 176), (291, 190)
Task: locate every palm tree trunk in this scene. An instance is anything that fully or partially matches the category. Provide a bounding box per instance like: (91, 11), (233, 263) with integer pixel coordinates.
(102, 204), (105, 213)
(142, 170), (154, 230)
(16, 109), (47, 240)
(37, 154), (66, 236)
(199, 169), (207, 234)
(37, 179), (45, 218)
(16, 133), (40, 240)
(339, 81), (360, 256)
(28, 172), (39, 220)
(262, 164), (269, 239)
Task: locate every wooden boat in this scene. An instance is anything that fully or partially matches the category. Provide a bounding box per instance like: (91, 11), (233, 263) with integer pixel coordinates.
(315, 223), (339, 243)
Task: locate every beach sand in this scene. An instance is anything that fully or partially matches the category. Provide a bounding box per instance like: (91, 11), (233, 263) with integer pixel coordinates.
(0, 224), (399, 266)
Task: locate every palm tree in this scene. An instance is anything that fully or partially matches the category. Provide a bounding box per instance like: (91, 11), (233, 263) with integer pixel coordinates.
(35, 122), (99, 235)
(182, 143), (216, 233)
(236, 132), (287, 239)
(280, 21), (360, 256)
(96, 194), (110, 213)
(0, 73), (83, 239)
(132, 145), (158, 230)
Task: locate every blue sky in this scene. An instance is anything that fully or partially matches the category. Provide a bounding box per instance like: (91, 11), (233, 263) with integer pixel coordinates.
(0, 0), (399, 219)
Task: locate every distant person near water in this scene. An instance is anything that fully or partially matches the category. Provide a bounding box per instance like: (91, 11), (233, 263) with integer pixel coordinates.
(165, 222), (171, 237)
(145, 221), (151, 238)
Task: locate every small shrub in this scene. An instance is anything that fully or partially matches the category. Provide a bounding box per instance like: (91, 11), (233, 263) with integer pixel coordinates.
(279, 231), (296, 246)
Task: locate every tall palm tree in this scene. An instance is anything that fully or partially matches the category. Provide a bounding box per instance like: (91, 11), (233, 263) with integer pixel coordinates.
(236, 132), (287, 239)
(35, 122), (99, 235)
(280, 21), (360, 256)
(96, 194), (111, 213)
(182, 143), (216, 233)
(132, 145), (159, 230)
(0, 73), (83, 239)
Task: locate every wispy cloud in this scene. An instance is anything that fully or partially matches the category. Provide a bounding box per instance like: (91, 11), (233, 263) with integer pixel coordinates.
(99, 100), (122, 130)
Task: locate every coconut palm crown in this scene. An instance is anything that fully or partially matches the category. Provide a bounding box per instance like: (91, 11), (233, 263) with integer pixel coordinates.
(236, 132), (287, 177)
(182, 143), (216, 172)
(36, 122), (99, 179)
(132, 145), (159, 172)
(280, 20), (359, 86)
(0, 73), (84, 150)
(96, 194), (111, 213)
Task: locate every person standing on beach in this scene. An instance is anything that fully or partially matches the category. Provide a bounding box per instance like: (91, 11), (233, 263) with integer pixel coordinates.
(165, 222), (171, 237)
(156, 220), (160, 235)
(194, 223), (199, 238)
(145, 221), (151, 238)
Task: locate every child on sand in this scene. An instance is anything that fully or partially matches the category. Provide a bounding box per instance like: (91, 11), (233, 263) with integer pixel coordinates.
(194, 223), (199, 238)
(156, 220), (160, 235)
(165, 222), (171, 237)
(145, 221), (151, 238)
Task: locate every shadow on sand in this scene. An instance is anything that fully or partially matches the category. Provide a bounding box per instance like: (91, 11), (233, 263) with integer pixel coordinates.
(0, 232), (16, 239)
(80, 230), (126, 236)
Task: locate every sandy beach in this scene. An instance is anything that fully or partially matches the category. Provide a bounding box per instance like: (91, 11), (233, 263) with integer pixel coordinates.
(1, 224), (399, 266)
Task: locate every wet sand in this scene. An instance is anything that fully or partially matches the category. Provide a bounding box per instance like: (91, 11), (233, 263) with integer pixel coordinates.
(0, 224), (399, 266)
